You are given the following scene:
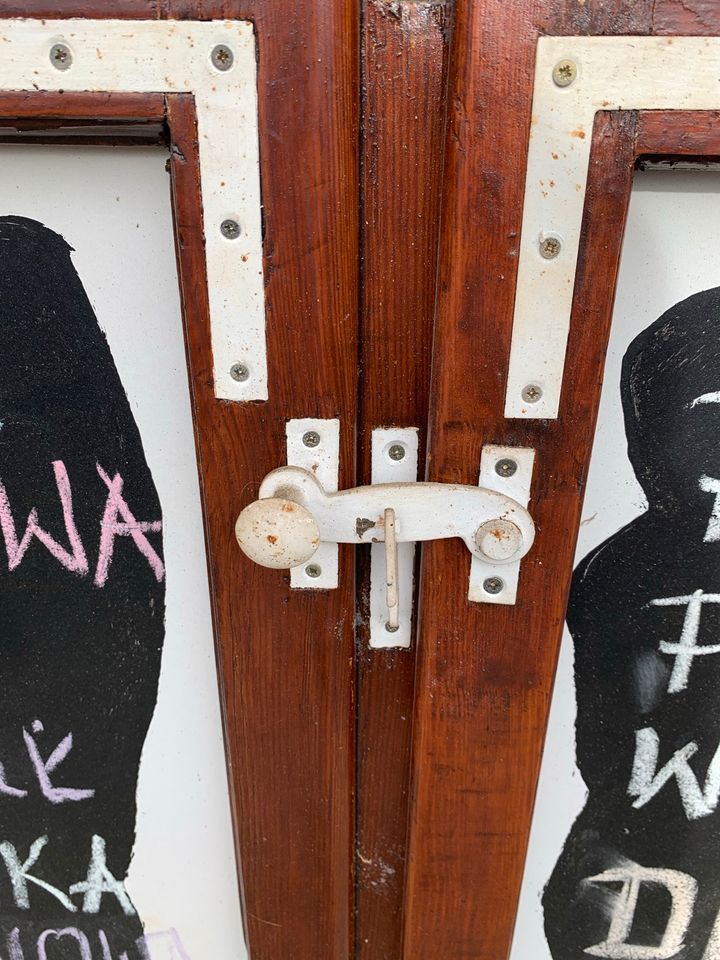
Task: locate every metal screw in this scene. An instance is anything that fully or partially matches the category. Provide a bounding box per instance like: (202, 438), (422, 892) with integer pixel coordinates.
(230, 362), (249, 382)
(388, 444), (406, 462)
(553, 58), (577, 88)
(495, 458), (518, 478)
(385, 621), (400, 633)
(305, 563), (322, 579)
(221, 219), (241, 240)
(302, 431), (321, 448)
(522, 383), (543, 404)
(539, 235), (562, 259)
(50, 43), (72, 71)
(211, 44), (235, 72)
(483, 577), (505, 595)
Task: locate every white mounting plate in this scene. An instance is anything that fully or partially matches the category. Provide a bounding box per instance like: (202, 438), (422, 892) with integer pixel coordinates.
(0, 18), (265, 401)
(505, 35), (720, 419)
(469, 446), (535, 605)
(287, 419), (340, 589)
(369, 427), (419, 650)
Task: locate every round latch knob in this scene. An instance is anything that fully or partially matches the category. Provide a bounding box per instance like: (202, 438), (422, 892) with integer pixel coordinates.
(235, 498), (321, 569)
(474, 518), (523, 563)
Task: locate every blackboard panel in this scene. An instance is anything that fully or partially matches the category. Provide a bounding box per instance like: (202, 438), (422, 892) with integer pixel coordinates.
(0, 146), (245, 960)
(0, 213), (164, 955)
(511, 172), (720, 960)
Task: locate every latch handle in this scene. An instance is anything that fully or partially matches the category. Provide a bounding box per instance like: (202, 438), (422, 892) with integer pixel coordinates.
(235, 466), (535, 570)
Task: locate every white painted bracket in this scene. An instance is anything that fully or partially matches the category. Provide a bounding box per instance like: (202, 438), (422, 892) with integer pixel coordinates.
(286, 419), (340, 589)
(235, 435), (537, 611)
(469, 446), (535, 605)
(0, 18), (265, 401)
(369, 428), (419, 649)
(505, 35), (720, 419)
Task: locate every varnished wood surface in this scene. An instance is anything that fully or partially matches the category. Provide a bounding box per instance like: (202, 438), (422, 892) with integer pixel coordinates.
(0, 92), (166, 144)
(636, 110), (720, 157)
(404, 2), (720, 956)
(356, 3), (450, 958)
(162, 4), (361, 956)
(0, 5), (360, 960)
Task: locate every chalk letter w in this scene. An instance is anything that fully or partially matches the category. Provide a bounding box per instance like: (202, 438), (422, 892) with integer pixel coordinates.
(628, 727), (720, 820)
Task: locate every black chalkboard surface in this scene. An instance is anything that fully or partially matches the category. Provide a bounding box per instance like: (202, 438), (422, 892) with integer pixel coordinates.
(544, 287), (720, 960)
(0, 217), (165, 958)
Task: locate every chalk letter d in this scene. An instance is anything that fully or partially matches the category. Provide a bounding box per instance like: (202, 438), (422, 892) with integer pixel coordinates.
(583, 864), (696, 959)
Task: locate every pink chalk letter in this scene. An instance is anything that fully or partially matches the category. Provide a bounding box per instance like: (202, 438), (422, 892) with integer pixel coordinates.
(94, 464), (164, 587)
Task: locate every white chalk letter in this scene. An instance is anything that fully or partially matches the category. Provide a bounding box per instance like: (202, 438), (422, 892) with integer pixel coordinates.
(69, 835), (134, 916)
(0, 836), (76, 911)
(650, 591), (720, 694)
(583, 864), (697, 959)
(700, 475), (720, 543)
(37, 929), (91, 960)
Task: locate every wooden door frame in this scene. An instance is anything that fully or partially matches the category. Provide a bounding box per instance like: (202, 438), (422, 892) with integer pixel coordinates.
(404, 4), (720, 959)
(0, 6), (359, 959)
(356, 3), (451, 956)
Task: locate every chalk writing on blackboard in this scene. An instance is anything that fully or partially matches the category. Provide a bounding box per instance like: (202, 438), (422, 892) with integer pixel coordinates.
(544, 287), (720, 959)
(0, 217), (166, 958)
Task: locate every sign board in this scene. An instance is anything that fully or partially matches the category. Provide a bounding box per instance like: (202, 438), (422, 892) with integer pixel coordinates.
(512, 169), (720, 960)
(0, 144), (246, 960)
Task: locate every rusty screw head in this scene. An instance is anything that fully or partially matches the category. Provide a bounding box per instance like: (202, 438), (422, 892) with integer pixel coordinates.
(50, 43), (72, 71)
(522, 383), (543, 404)
(495, 458), (518, 478)
(211, 44), (235, 72)
(553, 59), (577, 88)
(302, 431), (321, 448)
(221, 219), (241, 240)
(230, 362), (249, 382)
(388, 443), (406, 462)
(483, 577), (505, 595)
(305, 563), (322, 579)
(539, 235), (562, 259)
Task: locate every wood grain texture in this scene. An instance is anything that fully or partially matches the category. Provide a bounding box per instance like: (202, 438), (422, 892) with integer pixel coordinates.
(163, 3), (360, 955)
(400, 0), (652, 954)
(356, 2), (450, 957)
(0, 5), (360, 959)
(636, 110), (720, 156)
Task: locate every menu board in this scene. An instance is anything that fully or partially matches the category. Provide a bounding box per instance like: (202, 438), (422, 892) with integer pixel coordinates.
(511, 170), (720, 960)
(0, 146), (246, 960)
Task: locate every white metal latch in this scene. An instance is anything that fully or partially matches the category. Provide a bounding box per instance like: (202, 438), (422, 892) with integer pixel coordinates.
(235, 463), (536, 623)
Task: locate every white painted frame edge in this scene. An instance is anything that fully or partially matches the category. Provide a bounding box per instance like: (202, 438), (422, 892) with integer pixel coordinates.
(505, 35), (720, 419)
(0, 18), (265, 401)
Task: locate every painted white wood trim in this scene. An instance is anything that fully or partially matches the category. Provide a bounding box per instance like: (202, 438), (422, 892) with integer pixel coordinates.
(505, 35), (720, 419)
(0, 19), (265, 401)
